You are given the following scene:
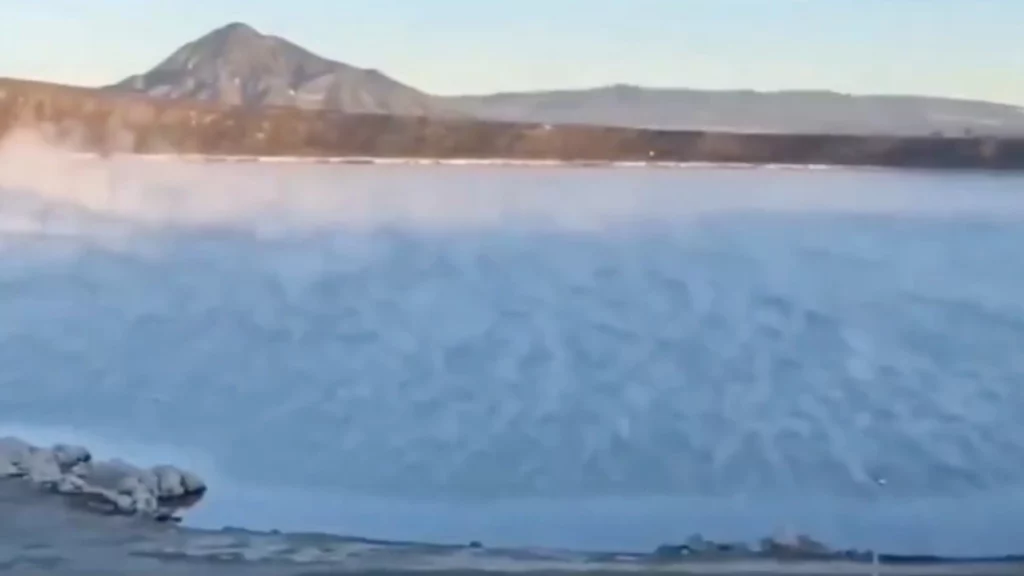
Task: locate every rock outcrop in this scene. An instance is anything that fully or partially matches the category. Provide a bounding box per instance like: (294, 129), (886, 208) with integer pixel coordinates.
(653, 532), (874, 562)
(0, 436), (205, 521)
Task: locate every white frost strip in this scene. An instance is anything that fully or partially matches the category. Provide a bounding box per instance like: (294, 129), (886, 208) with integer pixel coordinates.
(72, 152), (840, 171)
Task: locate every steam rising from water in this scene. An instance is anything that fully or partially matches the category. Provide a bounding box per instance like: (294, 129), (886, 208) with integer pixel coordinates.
(2, 129), (1024, 236)
(2, 131), (1024, 556)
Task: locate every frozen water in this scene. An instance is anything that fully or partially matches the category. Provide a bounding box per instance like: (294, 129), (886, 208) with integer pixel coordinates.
(1, 159), (1024, 556)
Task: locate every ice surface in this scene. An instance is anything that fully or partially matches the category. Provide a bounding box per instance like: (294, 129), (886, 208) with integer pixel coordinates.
(1, 157), (1024, 556)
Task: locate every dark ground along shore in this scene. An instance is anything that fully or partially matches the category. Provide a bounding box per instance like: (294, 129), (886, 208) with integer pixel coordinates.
(2, 77), (1024, 170)
(3, 477), (1024, 576)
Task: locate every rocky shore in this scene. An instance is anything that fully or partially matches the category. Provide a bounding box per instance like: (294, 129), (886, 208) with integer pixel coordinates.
(2, 77), (1024, 170)
(3, 436), (1024, 575)
(0, 436), (206, 521)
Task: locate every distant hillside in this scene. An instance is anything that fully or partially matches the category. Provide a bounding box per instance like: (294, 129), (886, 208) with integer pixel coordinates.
(443, 85), (1024, 136)
(102, 22), (1024, 136)
(101, 23), (1024, 136)
(108, 22), (445, 116)
(3, 76), (1023, 170)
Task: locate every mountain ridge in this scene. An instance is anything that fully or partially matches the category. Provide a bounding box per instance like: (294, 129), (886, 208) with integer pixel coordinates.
(442, 85), (1024, 136)
(96, 21), (1024, 136)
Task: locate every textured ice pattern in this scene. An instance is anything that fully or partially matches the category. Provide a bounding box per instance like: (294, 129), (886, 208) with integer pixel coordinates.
(1, 164), (1024, 556)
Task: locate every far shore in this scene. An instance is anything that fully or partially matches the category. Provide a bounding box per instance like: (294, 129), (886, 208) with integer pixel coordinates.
(67, 151), (843, 171)
(35, 151), (1024, 179)
(3, 77), (1024, 172)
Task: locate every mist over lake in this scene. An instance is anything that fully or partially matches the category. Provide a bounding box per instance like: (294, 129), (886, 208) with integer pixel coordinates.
(2, 160), (1024, 557)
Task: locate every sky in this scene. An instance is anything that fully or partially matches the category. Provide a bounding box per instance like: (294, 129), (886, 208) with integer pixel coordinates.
(0, 0), (1021, 105)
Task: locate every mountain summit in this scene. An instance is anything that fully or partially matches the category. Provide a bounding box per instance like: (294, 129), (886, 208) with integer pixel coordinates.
(110, 22), (440, 115)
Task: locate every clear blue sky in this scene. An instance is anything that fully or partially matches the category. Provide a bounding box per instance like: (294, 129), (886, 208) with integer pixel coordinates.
(1, 0), (1021, 104)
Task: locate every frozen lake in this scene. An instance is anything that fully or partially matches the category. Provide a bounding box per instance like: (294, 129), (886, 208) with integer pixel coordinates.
(2, 157), (1024, 557)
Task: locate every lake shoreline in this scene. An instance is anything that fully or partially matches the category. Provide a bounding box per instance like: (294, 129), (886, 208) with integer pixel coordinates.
(4, 437), (1024, 575)
(5, 476), (1024, 576)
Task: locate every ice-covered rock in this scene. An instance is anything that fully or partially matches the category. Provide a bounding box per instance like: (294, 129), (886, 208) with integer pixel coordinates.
(0, 436), (33, 476)
(657, 531), (874, 563)
(0, 436), (206, 521)
(759, 531), (832, 557)
(654, 534), (752, 559)
(117, 475), (159, 514)
(70, 458), (206, 516)
(52, 443), (91, 468)
(79, 458), (147, 492)
(54, 473), (88, 494)
(25, 449), (63, 484)
(0, 460), (19, 476)
(152, 464), (206, 498)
